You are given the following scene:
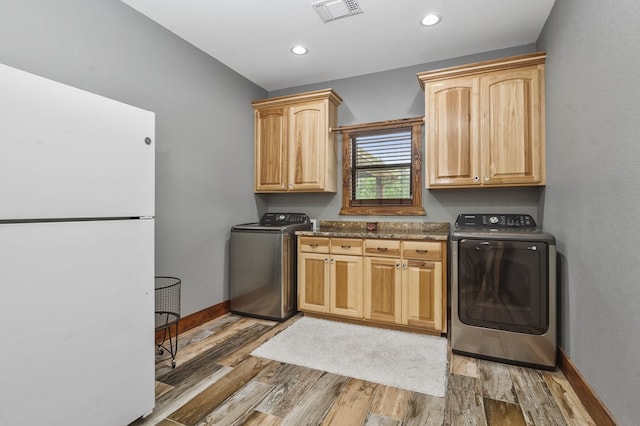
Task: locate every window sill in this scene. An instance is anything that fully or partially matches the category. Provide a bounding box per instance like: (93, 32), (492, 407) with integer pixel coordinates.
(339, 206), (426, 216)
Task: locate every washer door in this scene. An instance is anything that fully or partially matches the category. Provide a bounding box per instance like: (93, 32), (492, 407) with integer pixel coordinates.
(458, 239), (549, 334)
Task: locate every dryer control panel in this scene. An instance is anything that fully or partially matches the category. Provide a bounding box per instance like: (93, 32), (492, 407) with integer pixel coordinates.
(455, 214), (536, 230)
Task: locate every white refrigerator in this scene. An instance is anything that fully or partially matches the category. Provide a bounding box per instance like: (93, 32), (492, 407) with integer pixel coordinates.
(0, 63), (155, 425)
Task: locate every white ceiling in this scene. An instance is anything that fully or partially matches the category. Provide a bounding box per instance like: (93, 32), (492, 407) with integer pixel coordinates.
(121, 0), (555, 91)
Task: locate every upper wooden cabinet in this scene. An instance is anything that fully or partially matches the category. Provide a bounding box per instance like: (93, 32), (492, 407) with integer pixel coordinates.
(252, 89), (342, 192)
(417, 52), (546, 188)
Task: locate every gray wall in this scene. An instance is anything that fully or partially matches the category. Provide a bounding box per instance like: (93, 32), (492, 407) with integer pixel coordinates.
(4, 2), (635, 420)
(537, 0), (640, 423)
(265, 44), (543, 226)
(0, 0), (267, 315)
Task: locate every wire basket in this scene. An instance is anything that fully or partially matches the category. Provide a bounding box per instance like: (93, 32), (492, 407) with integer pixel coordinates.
(155, 276), (181, 367)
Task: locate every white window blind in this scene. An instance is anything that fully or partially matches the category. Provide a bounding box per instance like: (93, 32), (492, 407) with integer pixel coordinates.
(351, 130), (412, 205)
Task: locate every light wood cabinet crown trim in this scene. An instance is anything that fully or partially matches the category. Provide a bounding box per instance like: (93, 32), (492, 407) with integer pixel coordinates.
(416, 52), (546, 87)
(252, 88), (342, 108)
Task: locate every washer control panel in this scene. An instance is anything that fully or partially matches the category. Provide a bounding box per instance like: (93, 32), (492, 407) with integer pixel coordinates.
(456, 214), (536, 229)
(260, 212), (309, 226)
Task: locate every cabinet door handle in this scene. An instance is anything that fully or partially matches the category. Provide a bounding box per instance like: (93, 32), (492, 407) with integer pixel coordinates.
(341, 245), (351, 249)
(309, 243), (318, 248)
(377, 247), (388, 252)
(416, 249), (428, 254)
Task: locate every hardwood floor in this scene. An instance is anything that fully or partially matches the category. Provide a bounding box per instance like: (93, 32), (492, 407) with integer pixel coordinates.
(132, 314), (595, 426)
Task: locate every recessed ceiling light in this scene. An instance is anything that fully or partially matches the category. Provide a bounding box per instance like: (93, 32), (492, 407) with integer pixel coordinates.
(291, 45), (308, 55)
(421, 13), (441, 27)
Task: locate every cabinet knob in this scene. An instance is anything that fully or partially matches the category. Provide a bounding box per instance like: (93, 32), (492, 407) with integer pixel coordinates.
(330, 258), (335, 264)
(288, 183), (293, 189)
(281, 183), (285, 188)
(395, 263), (401, 269)
(473, 176), (479, 182)
(484, 176), (490, 181)
(402, 263), (408, 269)
(324, 258), (329, 263)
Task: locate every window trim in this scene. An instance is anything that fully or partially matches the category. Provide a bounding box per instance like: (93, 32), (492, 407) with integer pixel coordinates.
(335, 117), (425, 216)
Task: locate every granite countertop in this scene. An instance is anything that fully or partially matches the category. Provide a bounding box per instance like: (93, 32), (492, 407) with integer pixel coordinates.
(296, 220), (450, 241)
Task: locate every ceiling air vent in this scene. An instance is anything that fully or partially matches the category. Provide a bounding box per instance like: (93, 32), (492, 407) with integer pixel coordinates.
(311, 0), (363, 23)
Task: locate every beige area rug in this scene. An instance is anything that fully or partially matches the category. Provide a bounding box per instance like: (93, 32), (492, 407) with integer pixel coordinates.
(251, 316), (448, 397)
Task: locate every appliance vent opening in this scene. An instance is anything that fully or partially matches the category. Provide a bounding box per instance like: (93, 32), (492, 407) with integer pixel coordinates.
(311, 0), (363, 23)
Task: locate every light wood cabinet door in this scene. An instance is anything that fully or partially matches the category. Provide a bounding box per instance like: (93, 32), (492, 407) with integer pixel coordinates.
(481, 66), (545, 186)
(402, 259), (443, 331)
(287, 101), (328, 191)
(298, 252), (330, 313)
(364, 256), (402, 324)
(329, 254), (363, 318)
(425, 77), (481, 187)
(254, 107), (287, 191)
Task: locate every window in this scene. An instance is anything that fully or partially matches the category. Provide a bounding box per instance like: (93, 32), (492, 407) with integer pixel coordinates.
(336, 117), (425, 215)
(352, 130), (412, 204)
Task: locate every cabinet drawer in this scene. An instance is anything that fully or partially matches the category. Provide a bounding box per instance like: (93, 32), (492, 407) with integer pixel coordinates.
(364, 239), (401, 258)
(299, 237), (330, 253)
(330, 238), (363, 255)
(402, 241), (443, 261)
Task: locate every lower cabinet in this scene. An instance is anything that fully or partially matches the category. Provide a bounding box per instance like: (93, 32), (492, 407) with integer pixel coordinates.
(298, 238), (363, 318)
(363, 241), (402, 324)
(402, 258), (443, 330)
(298, 236), (447, 333)
(298, 251), (330, 313)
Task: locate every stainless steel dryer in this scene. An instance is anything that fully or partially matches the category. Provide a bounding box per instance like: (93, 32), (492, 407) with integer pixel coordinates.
(230, 213), (311, 321)
(451, 214), (557, 369)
